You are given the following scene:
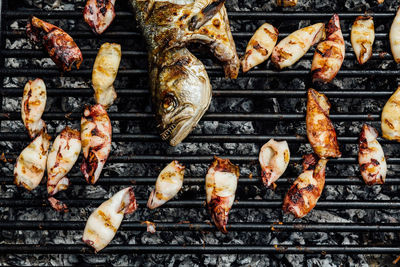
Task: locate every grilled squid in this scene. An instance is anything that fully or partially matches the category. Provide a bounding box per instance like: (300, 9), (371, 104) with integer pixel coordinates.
(381, 87), (400, 141)
(14, 130), (51, 191)
(81, 104), (112, 184)
(47, 127), (81, 196)
(92, 42), (121, 108)
(311, 14), (345, 83)
(147, 161), (185, 209)
(206, 156), (239, 234)
(21, 78), (46, 139)
(242, 23), (279, 73)
(358, 124), (386, 185)
(390, 7), (400, 63)
(282, 154), (327, 218)
(351, 16), (374, 65)
(276, 0), (297, 7)
(83, 187), (137, 252)
(26, 16), (83, 72)
(306, 88), (341, 159)
(84, 0), (116, 34)
(259, 139), (290, 188)
(271, 23), (325, 69)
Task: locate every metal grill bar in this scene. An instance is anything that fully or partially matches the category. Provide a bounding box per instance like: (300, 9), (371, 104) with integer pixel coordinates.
(1, 221), (399, 232)
(1, 199), (400, 209)
(0, 88), (394, 97)
(0, 245), (399, 254)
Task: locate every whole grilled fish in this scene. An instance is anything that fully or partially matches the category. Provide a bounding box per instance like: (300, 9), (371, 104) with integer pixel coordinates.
(130, 0), (238, 146)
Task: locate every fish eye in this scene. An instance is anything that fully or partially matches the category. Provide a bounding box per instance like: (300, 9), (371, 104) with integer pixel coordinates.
(162, 95), (176, 112)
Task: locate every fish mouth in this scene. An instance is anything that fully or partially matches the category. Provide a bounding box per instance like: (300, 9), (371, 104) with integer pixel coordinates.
(158, 114), (195, 146)
(160, 123), (177, 141)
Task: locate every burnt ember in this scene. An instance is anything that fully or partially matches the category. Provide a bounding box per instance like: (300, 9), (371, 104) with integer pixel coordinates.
(1, 0), (400, 266)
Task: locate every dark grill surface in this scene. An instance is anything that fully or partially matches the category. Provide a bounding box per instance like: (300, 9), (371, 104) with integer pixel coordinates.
(1, 0), (400, 265)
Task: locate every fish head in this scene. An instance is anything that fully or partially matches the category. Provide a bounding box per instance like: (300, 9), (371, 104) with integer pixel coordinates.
(154, 50), (211, 146)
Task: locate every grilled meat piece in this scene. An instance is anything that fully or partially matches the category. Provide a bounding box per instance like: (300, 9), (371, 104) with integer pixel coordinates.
(358, 124), (386, 185)
(47, 127), (81, 196)
(92, 42), (121, 108)
(26, 16), (83, 72)
(351, 16), (374, 65)
(83, 187), (137, 252)
(311, 14), (345, 83)
(282, 154), (327, 218)
(206, 156), (239, 233)
(271, 23), (325, 69)
(147, 161), (185, 209)
(259, 139), (290, 188)
(276, 0), (297, 7)
(14, 130), (51, 191)
(306, 88), (341, 159)
(21, 78), (46, 139)
(48, 197), (69, 213)
(390, 7), (400, 63)
(81, 104), (112, 184)
(242, 23), (279, 73)
(381, 86), (400, 141)
(84, 0), (116, 34)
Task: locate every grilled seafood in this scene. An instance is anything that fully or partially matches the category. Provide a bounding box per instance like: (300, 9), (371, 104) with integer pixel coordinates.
(242, 23), (279, 73)
(271, 23), (325, 69)
(130, 0), (238, 145)
(311, 14), (345, 83)
(92, 42), (121, 108)
(206, 156), (239, 233)
(390, 7), (400, 63)
(21, 78), (46, 139)
(358, 124), (386, 185)
(381, 86), (400, 141)
(81, 104), (112, 184)
(48, 197), (69, 212)
(26, 16), (83, 72)
(84, 0), (116, 34)
(351, 16), (374, 65)
(306, 88), (341, 159)
(147, 161), (185, 209)
(47, 127), (81, 196)
(282, 154), (327, 218)
(259, 139), (290, 188)
(83, 187), (137, 252)
(276, 0), (297, 7)
(14, 130), (51, 191)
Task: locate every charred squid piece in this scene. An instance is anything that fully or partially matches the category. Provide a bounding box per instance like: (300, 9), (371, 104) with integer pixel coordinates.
(21, 78), (46, 139)
(351, 16), (374, 65)
(84, 0), (116, 34)
(26, 16), (83, 72)
(47, 127), (81, 196)
(381, 87), (400, 141)
(14, 130), (51, 191)
(306, 89), (341, 159)
(311, 14), (345, 83)
(81, 104), (112, 185)
(283, 154), (327, 218)
(48, 197), (69, 213)
(147, 161), (185, 209)
(83, 187), (137, 252)
(358, 124), (387, 186)
(205, 156), (239, 234)
(271, 23), (325, 69)
(390, 7), (400, 63)
(276, 0), (297, 7)
(259, 139), (290, 189)
(242, 23), (279, 73)
(92, 42), (121, 108)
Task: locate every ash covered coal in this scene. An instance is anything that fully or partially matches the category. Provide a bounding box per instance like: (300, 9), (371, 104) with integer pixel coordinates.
(1, 0), (400, 266)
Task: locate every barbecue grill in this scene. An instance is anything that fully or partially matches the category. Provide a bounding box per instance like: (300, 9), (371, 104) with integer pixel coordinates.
(1, 0), (400, 265)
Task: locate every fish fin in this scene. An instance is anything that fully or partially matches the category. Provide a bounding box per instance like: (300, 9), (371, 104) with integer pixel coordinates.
(188, 0), (226, 31)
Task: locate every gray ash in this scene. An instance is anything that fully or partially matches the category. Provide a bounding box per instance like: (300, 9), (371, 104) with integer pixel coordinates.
(1, 0), (400, 266)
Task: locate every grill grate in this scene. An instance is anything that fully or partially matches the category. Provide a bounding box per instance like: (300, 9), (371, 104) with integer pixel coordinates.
(1, 0), (400, 264)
